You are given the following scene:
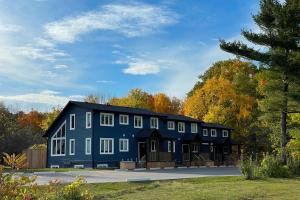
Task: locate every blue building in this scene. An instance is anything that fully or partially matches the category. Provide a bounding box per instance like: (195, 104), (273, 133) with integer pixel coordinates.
(43, 101), (240, 169)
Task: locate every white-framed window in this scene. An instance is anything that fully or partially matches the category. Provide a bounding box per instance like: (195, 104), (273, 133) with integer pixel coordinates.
(222, 130), (229, 137)
(85, 138), (91, 155)
(151, 140), (156, 152)
(168, 141), (172, 152)
(69, 139), (75, 155)
(178, 122), (185, 133)
(173, 141), (176, 153)
(50, 165), (59, 168)
(119, 139), (129, 152)
(203, 129), (208, 136)
(191, 123), (198, 133)
(119, 114), (129, 125)
(150, 117), (159, 129)
(100, 113), (114, 126)
(134, 116), (143, 128)
(211, 129), (217, 137)
(86, 112), (92, 128)
(100, 138), (114, 154)
(192, 144), (198, 153)
(51, 121), (66, 156)
(167, 121), (175, 130)
(70, 114), (75, 130)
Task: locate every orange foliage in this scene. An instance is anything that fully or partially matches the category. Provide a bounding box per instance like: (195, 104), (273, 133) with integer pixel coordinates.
(17, 110), (44, 131)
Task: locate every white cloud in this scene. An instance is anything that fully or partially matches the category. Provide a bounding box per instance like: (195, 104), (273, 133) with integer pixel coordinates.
(96, 80), (115, 84)
(123, 59), (160, 75)
(44, 3), (177, 43)
(54, 64), (69, 69)
(36, 38), (56, 48)
(0, 24), (22, 32)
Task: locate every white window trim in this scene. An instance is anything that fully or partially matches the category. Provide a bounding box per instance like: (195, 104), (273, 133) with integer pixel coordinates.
(119, 138), (129, 152)
(134, 116), (143, 128)
(100, 138), (114, 155)
(211, 129), (217, 137)
(50, 165), (59, 168)
(178, 122), (185, 133)
(100, 113), (114, 127)
(50, 121), (66, 157)
(222, 130), (229, 137)
(70, 114), (75, 130)
(74, 165), (84, 169)
(150, 117), (159, 129)
(85, 138), (91, 155)
(119, 114), (129, 125)
(86, 112), (92, 128)
(203, 129), (208, 136)
(69, 139), (75, 155)
(173, 141), (176, 153)
(151, 140), (156, 152)
(191, 123), (198, 133)
(167, 121), (175, 130)
(168, 141), (172, 153)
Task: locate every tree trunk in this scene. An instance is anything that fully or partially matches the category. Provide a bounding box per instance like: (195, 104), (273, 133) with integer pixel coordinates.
(280, 72), (288, 164)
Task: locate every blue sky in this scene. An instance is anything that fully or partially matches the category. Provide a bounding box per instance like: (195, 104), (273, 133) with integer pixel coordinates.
(0, 0), (260, 111)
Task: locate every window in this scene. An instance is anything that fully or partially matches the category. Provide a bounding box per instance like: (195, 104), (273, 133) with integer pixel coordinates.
(167, 121), (175, 130)
(191, 123), (198, 133)
(211, 129), (217, 137)
(178, 122), (185, 133)
(222, 130), (229, 137)
(86, 112), (92, 128)
(100, 113), (114, 126)
(119, 114), (129, 125)
(119, 139), (129, 152)
(192, 144), (198, 153)
(203, 129), (208, 136)
(168, 141), (172, 152)
(51, 122), (66, 156)
(85, 138), (91, 155)
(173, 141), (176, 153)
(151, 140), (156, 152)
(70, 114), (75, 130)
(100, 138), (114, 154)
(134, 116), (143, 128)
(69, 139), (75, 155)
(150, 117), (159, 129)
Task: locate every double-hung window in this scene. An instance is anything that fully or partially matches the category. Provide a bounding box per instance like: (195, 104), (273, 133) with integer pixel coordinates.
(86, 112), (92, 128)
(178, 122), (185, 133)
(100, 138), (114, 154)
(85, 138), (91, 155)
(51, 122), (66, 156)
(119, 139), (129, 152)
(119, 114), (129, 125)
(100, 113), (114, 126)
(222, 130), (229, 137)
(191, 123), (198, 133)
(150, 117), (159, 129)
(211, 129), (217, 137)
(70, 114), (75, 130)
(167, 121), (175, 130)
(69, 139), (75, 155)
(134, 116), (143, 128)
(203, 129), (208, 136)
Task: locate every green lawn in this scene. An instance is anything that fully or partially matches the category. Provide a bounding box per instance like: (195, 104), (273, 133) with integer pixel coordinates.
(72, 176), (300, 200)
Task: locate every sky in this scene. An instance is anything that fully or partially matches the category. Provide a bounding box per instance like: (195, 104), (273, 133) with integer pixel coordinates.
(0, 0), (261, 112)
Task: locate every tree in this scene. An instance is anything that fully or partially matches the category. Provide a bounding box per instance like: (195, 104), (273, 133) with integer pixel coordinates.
(84, 94), (100, 104)
(220, 0), (300, 163)
(17, 110), (45, 131)
(41, 107), (61, 131)
(152, 93), (172, 113)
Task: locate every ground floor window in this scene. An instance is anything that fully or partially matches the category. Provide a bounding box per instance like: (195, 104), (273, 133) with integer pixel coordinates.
(192, 144), (198, 153)
(100, 138), (114, 154)
(85, 138), (91, 155)
(168, 141), (172, 152)
(151, 140), (156, 152)
(69, 139), (75, 155)
(51, 122), (66, 156)
(119, 139), (129, 152)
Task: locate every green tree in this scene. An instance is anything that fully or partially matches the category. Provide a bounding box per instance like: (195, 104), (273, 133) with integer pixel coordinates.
(220, 0), (300, 163)
(41, 107), (61, 131)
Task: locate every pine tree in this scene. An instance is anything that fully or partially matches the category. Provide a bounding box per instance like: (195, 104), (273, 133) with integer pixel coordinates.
(220, 0), (300, 163)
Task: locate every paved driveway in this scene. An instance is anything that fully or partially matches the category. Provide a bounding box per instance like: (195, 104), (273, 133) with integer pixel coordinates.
(30, 167), (241, 185)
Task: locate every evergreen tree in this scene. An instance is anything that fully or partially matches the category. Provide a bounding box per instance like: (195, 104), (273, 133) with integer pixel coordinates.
(220, 0), (300, 163)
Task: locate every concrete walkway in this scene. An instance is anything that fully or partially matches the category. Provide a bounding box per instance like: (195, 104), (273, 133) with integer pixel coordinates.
(28, 167), (241, 185)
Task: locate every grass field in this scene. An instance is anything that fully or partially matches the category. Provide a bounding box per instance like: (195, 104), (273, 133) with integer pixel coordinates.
(63, 176), (300, 200)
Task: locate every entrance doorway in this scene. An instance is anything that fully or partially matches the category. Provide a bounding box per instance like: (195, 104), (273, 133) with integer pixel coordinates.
(182, 144), (190, 161)
(138, 142), (146, 161)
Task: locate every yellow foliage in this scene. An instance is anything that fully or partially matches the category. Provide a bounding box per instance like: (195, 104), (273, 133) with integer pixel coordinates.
(3, 152), (28, 170)
(153, 93), (172, 113)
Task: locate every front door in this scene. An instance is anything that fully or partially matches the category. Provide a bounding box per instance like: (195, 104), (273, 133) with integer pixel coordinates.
(138, 142), (146, 161)
(182, 144), (190, 161)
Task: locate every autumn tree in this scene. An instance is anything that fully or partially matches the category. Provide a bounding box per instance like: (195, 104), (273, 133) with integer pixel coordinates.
(41, 107), (61, 131)
(17, 110), (45, 131)
(84, 94), (100, 104)
(152, 93), (172, 113)
(220, 0), (300, 163)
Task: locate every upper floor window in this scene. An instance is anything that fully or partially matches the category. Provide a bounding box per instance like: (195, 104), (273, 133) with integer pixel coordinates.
(70, 114), (75, 130)
(167, 121), (175, 130)
(100, 138), (114, 154)
(86, 112), (92, 128)
(191, 123), (198, 133)
(69, 139), (75, 155)
(119, 114), (129, 125)
(100, 113), (114, 127)
(222, 130), (229, 137)
(203, 129), (208, 136)
(51, 121), (66, 156)
(134, 116), (143, 128)
(178, 122), (185, 133)
(119, 139), (129, 152)
(211, 129), (217, 137)
(150, 117), (159, 129)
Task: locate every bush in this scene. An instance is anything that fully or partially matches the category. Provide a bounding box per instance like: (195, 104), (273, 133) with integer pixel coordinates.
(287, 155), (300, 176)
(259, 154), (290, 178)
(240, 157), (259, 180)
(61, 177), (93, 200)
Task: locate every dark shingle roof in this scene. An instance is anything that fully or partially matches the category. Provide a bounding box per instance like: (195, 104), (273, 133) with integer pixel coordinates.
(136, 129), (178, 139)
(201, 122), (233, 130)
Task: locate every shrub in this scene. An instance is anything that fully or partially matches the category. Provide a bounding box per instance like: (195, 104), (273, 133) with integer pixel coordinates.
(240, 157), (259, 180)
(61, 177), (94, 200)
(287, 155), (300, 176)
(3, 152), (28, 170)
(259, 154), (290, 178)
